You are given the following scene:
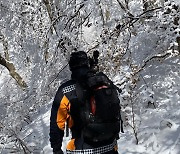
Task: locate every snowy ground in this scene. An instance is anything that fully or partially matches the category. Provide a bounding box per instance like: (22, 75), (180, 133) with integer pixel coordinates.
(1, 59), (180, 154)
(21, 99), (180, 154)
(21, 101), (70, 154)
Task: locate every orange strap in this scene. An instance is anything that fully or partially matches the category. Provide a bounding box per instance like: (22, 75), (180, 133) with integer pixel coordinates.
(66, 139), (76, 150)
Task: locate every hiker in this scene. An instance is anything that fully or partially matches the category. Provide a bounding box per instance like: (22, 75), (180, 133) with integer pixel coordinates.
(50, 51), (122, 154)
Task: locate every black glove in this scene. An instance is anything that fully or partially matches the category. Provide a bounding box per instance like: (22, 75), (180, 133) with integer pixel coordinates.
(53, 149), (63, 154)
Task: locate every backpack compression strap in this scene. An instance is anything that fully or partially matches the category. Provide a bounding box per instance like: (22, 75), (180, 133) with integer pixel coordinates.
(66, 139), (117, 154)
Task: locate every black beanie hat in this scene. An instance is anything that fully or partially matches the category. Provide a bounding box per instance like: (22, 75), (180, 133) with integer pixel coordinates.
(69, 51), (89, 71)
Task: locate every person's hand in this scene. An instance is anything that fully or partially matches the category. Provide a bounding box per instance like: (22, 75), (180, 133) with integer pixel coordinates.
(53, 149), (63, 154)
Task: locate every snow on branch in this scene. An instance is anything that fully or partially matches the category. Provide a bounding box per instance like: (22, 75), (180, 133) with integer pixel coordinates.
(43, 0), (57, 35)
(0, 122), (31, 153)
(118, 52), (172, 86)
(48, 63), (69, 87)
(65, 4), (85, 29)
(114, 7), (162, 33)
(116, 0), (134, 17)
(137, 52), (172, 74)
(0, 54), (27, 88)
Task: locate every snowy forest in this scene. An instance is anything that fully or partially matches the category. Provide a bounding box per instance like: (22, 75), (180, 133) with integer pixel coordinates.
(0, 0), (180, 153)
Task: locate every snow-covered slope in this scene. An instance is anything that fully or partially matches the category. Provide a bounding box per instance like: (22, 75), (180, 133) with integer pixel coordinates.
(21, 96), (180, 154)
(20, 102), (71, 154)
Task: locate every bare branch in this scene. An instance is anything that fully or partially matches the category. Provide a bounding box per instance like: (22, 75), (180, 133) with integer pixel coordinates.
(0, 122), (31, 153)
(116, 0), (133, 17)
(65, 4), (84, 29)
(48, 63), (69, 87)
(139, 7), (162, 17)
(43, 0), (57, 35)
(96, 1), (105, 25)
(177, 37), (180, 52)
(116, 0), (126, 11)
(116, 7), (162, 31)
(45, 14), (67, 39)
(77, 12), (91, 27)
(143, 0), (149, 11)
(137, 52), (171, 74)
(0, 31), (9, 60)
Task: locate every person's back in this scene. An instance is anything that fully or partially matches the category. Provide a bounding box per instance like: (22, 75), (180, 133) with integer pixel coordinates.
(49, 51), (121, 154)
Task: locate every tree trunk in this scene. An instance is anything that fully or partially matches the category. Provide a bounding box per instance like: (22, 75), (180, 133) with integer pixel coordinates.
(0, 54), (27, 88)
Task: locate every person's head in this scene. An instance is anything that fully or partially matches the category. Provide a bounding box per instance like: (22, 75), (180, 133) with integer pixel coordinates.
(69, 51), (89, 71)
(69, 51), (90, 80)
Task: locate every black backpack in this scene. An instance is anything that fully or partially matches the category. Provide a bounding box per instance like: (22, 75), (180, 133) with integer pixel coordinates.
(75, 72), (123, 142)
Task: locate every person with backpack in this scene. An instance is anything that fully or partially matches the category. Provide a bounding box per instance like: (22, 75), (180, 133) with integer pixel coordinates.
(49, 51), (123, 154)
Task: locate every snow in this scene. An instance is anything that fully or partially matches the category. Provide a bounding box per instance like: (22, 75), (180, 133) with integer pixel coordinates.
(19, 81), (180, 154)
(0, 0), (180, 153)
(82, 24), (99, 44)
(172, 0), (180, 5)
(20, 106), (68, 153)
(22, 108), (180, 154)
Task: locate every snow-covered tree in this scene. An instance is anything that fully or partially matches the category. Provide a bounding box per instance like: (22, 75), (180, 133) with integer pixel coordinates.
(0, 0), (179, 153)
